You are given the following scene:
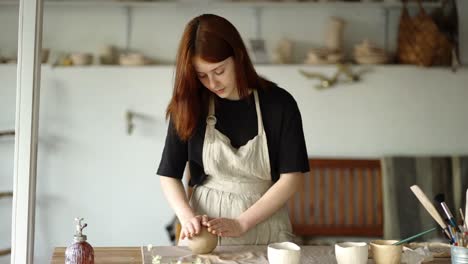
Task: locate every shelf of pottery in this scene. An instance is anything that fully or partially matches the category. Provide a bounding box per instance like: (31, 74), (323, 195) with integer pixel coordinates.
(0, 0), (446, 67)
(0, 16), (395, 67)
(300, 17), (390, 66)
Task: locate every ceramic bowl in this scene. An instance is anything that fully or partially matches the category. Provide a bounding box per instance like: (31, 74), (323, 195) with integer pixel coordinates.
(370, 240), (402, 264)
(267, 242), (301, 264)
(335, 242), (368, 264)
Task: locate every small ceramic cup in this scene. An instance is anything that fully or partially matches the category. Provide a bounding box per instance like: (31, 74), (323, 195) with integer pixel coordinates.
(267, 242), (301, 264)
(370, 240), (402, 264)
(335, 242), (368, 264)
(451, 245), (468, 263)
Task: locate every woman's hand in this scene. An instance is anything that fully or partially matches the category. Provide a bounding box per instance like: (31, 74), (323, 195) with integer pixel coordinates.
(180, 215), (209, 240)
(206, 217), (248, 237)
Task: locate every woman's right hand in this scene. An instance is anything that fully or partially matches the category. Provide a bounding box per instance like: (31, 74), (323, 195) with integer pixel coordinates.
(180, 214), (209, 240)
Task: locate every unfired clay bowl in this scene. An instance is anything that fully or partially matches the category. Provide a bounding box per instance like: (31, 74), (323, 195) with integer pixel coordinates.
(370, 240), (402, 264)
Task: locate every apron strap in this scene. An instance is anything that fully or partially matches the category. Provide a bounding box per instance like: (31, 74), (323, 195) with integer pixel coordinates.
(253, 90), (264, 136)
(206, 96), (217, 126)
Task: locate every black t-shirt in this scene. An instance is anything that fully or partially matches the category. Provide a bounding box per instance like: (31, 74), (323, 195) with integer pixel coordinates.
(157, 85), (310, 186)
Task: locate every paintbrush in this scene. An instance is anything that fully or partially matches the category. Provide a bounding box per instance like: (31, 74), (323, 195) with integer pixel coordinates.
(460, 208), (467, 231)
(393, 227), (437, 245)
(434, 193), (458, 229)
(465, 188), (468, 230)
(410, 185), (454, 243)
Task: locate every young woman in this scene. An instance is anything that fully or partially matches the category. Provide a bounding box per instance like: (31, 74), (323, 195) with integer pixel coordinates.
(157, 14), (309, 245)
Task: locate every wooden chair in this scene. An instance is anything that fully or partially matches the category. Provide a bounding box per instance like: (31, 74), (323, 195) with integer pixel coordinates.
(0, 191), (13, 256)
(0, 131), (14, 256)
(288, 158), (383, 237)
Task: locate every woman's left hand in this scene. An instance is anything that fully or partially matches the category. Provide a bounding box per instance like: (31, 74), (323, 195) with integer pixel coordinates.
(206, 217), (248, 237)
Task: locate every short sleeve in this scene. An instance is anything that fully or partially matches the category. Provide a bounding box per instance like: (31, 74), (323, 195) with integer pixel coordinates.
(156, 119), (188, 179)
(277, 100), (310, 174)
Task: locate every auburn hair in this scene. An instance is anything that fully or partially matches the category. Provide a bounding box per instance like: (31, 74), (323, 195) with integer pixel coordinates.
(166, 14), (274, 141)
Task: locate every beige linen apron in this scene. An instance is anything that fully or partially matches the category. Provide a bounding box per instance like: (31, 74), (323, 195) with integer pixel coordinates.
(188, 90), (294, 245)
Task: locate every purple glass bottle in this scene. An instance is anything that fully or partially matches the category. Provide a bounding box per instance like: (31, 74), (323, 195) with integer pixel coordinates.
(65, 217), (94, 264)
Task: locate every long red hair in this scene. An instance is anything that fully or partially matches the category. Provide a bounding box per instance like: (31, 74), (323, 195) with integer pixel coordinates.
(166, 14), (274, 141)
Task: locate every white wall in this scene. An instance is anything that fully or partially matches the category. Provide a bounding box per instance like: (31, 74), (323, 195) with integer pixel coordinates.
(2, 64), (468, 263)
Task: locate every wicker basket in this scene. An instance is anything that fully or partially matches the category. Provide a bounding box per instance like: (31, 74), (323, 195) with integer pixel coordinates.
(397, 0), (453, 67)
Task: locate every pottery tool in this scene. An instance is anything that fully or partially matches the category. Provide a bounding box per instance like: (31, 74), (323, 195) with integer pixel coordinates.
(434, 193), (458, 229)
(465, 189), (468, 230)
(393, 227), (437, 245)
(410, 185), (454, 243)
(460, 208), (467, 230)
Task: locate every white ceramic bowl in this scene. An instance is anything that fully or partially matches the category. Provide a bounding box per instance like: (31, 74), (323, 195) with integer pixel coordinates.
(70, 53), (93, 66)
(267, 242), (301, 264)
(335, 242), (368, 264)
(119, 53), (146, 66)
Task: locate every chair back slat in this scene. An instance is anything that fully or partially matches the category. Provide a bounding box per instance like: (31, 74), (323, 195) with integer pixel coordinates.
(357, 168), (364, 226)
(347, 168), (355, 227)
(337, 169), (345, 226)
(376, 170), (383, 226)
(328, 169), (335, 226)
(366, 168), (374, 226)
(318, 169), (325, 225)
(309, 169), (315, 225)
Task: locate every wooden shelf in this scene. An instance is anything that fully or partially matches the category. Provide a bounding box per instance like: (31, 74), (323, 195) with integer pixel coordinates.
(0, 63), (464, 70)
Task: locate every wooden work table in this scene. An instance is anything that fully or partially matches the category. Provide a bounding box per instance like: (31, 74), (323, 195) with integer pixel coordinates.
(51, 247), (142, 264)
(51, 245), (452, 264)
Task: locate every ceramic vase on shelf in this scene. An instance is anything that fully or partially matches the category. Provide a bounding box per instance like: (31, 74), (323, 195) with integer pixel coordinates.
(325, 16), (346, 53)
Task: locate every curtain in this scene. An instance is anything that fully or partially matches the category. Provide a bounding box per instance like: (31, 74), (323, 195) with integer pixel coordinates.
(381, 156), (467, 240)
